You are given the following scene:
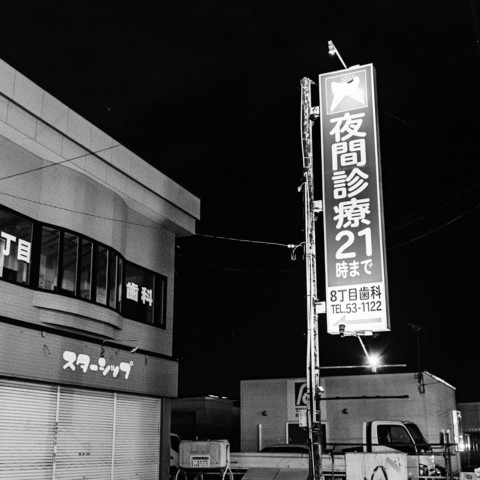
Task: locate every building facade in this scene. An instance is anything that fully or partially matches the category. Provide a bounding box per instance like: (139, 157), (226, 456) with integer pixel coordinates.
(240, 372), (458, 456)
(458, 403), (480, 470)
(171, 396), (240, 451)
(0, 59), (199, 479)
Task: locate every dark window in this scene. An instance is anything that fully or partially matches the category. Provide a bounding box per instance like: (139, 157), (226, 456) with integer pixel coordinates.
(152, 275), (166, 326)
(287, 423), (326, 450)
(38, 227), (60, 291)
(79, 239), (93, 300)
(96, 245), (108, 305)
(377, 425), (415, 454)
(405, 422), (431, 452)
(117, 257), (124, 311)
(0, 208), (33, 285)
(377, 425), (391, 445)
(1, 207), (166, 328)
(61, 233), (78, 293)
(108, 251), (118, 309)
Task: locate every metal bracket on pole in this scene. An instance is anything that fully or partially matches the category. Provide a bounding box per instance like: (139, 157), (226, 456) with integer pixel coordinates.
(315, 302), (326, 315)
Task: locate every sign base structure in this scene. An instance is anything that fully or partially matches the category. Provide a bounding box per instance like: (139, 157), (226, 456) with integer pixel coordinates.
(346, 453), (407, 480)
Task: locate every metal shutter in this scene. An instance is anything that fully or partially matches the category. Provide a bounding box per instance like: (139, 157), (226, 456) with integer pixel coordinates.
(54, 387), (114, 480)
(113, 393), (161, 479)
(0, 379), (57, 480)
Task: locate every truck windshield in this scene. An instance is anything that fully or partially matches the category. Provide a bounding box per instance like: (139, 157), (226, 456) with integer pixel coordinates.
(405, 423), (431, 452)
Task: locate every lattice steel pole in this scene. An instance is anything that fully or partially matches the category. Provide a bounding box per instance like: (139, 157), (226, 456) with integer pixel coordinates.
(300, 77), (322, 480)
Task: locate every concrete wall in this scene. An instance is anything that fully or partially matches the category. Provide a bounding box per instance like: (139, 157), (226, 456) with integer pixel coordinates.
(0, 58), (200, 359)
(172, 396), (240, 450)
(240, 378), (292, 452)
(0, 135), (175, 354)
(0, 57), (200, 480)
(323, 372), (457, 445)
(0, 59), (200, 235)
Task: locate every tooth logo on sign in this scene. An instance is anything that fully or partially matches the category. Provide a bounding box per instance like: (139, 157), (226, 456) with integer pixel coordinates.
(326, 70), (368, 115)
(330, 75), (364, 111)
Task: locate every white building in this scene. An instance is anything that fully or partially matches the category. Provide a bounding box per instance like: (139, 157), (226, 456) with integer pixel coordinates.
(240, 372), (457, 455)
(0, 58), (199, 479)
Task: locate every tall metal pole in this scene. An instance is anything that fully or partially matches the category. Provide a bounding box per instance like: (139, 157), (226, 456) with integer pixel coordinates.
(300, 77), (322, 480)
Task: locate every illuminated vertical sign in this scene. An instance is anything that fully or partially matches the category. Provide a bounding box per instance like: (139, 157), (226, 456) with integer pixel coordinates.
(319, 64), (389, 335)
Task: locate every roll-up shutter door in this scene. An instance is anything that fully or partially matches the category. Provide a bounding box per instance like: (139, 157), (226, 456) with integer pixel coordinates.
(54, 387), (114, 480)
(113, 393), (161, 479)
(0, 379), (57, 480)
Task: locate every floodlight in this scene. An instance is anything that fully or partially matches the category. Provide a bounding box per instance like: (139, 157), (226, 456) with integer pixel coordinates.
(368, 354), (380, 372)
(327, 40), (348, 69)
(328, 40), (336, 56)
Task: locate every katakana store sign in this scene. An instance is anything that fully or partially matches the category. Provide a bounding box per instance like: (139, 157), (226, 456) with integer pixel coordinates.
(319, 64), (389, 335)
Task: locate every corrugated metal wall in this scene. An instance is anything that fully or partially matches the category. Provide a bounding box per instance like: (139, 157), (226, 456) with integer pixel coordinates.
(54, 388), (114, 480)
(114, 394), (161, 479)
(0, 379), (162, 480)
(0, 380), (57, 479)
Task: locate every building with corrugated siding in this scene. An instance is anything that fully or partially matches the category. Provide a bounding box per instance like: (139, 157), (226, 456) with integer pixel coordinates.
(0, 58), (199, 479)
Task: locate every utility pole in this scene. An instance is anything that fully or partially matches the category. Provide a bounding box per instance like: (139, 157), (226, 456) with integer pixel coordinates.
(300, 77), (322, 480)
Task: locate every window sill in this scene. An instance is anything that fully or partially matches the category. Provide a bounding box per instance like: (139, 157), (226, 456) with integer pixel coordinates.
(33, 290), (123, 339)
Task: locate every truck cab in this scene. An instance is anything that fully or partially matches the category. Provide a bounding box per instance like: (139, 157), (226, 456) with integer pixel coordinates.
(365, 420), (431, 454)
(364, 421), (445, 476)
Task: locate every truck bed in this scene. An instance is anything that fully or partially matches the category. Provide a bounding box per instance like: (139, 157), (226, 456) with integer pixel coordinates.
(229, 452), (346, 479)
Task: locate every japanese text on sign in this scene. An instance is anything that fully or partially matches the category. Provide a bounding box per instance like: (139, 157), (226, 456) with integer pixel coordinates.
(63, 351), (133, 380)
(1, 231), (31, 263)
(126, 282), (153, 306)
(330, 112), (372, 277)
(319, 65), (389, 334)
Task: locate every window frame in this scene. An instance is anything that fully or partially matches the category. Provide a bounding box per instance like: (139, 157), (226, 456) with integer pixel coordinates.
(0, 205), (167, 329)
(122, 260), (167, 328)
(0, 205), (34, 287)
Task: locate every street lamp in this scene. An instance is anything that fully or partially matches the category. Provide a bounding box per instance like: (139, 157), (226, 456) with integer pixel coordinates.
(327, 40), (348, 69)
(367, 353), (380, 373)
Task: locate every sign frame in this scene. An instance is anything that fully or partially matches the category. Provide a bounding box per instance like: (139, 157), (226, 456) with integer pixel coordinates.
(319, 64), (389, 335)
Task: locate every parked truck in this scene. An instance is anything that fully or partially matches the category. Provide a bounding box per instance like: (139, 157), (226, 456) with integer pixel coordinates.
(230, 419), (458, 479)
(236, 375), (463, 478)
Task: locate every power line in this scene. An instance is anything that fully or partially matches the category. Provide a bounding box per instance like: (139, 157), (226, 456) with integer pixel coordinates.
(186, 259), (304, 273)
(196, 233), (300, 249)
(2, 180), (478, 252)
(0, 143), (120, 182)
(387, 181), (480, 231)
(0, 191), (159, 229)
(388, 201), (480, 251)
(1, 124), (478, 254)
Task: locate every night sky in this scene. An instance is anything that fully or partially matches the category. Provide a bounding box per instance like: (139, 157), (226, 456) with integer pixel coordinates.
(1, 1), (479, 401)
